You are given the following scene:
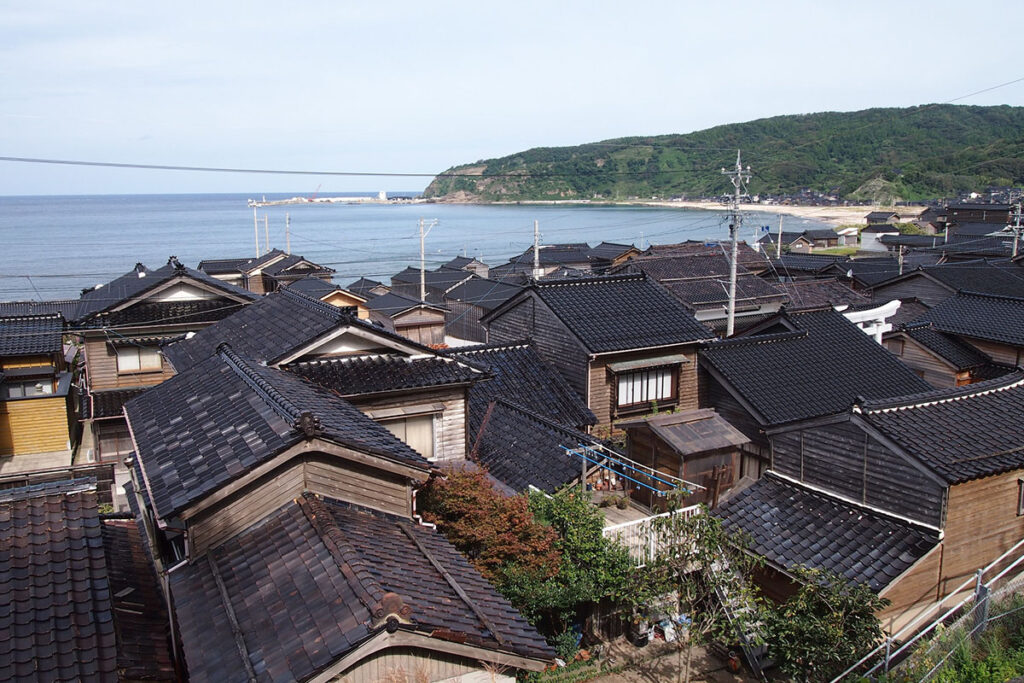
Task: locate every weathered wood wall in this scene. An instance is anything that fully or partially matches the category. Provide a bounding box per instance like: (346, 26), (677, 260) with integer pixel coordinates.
(770, 420), (946, 528)
(332, 646), (511, 683)
(83, 336), (176, 390)
(870, 278), (953, 308)
(444, 301), (486, 342)
(588, 349), (698, 426)
(352, 387), (467, 461)
(884, 337), (958, 388)
(960, 337), (1024, 367)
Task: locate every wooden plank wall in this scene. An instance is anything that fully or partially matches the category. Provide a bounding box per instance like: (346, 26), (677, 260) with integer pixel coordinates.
(771, 421), (945, 528)
(333, 646), (500, 683)
(879, 546), (943, 623)
(962, 338), (1024, 367)
(870, 279), (952, 307)
(0, 396), (71, 456)
(588, 349), (698, 426)
(698, 370), (767, 449)
(0, 355), (55, 371)
(83, 337), (176, 390)
(351, 388), (467, 462)
(444, 301), (486, 342)
(487, 296), (590, 400)
(887, 339), (957, 388)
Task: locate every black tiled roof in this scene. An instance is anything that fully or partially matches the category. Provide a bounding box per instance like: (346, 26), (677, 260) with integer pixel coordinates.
(901, 322), (992, 370)
(823, 257), (902, 287)
(74, 258), (257, 322)
(588, 242), (636, 263)
(874, 260), (1024, 298)
(347, 277), (387, 298)
(284, 276), (343, 299)
(941, 233), (1013, 258)
(366, 291), (447, 317)
(0, 300), (78, 319)
(0, 313), (63, 356)
(128, 345), (429, 519)
(700, 309), (931, 426)
(775, 278), (870, 310)
(163, 287), (355, 372)
(451, 342), (596, 429)
(949, 221), (1010, 237)
(261, 253), (335, 278)
(0, 479), (118, 682)
(516, 243), (593, 266)
(170, 494), (551, 681)
(526, 274), (714, 353)
(920, 291), (1024, 347)
(86, 387), (148, 420)
(642, 241), (769, 271)
(716, 472), (940, 591)
(857, 373), (1024, 484)
(287, 353), (486, 397)
(392, 267), (474, 292)
(74, 298), (249, 330)
(769, 253), (849, 274)
(100, 518), (176, 681)
(471, 399), (602, 494)
(663, 275), (786, 311)
(445, 278), (522, 311)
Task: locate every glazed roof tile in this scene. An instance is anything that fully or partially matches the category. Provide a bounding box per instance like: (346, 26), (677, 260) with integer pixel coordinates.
(286, 353), (486, 397)
(587, 242), (637, 263)
(641, 241), (769, 271)
(365, 291), (447, 317)
(346, 277), (388, 298)
(857, 373), (1024, 484)
(663, 275), (786, 311)
(900, 322), (992, 370)
(445, 278), (522, 311)
(171, 494), (551, 681)
(0, 300), (78, 319)
(100, 518), (175, 680)
(920, 291), (1024, 347)
(391, 267), (474, 292)
(0, 479), (118, 682)
(451, 342), (595, 429)
(700, 309), (930, 426)
(163, 287), (356, 371)
(0, 313), (63, 356)
(715, 472), (939, 591)
(769, 253), (849, 274)
(284, 276), (343, 299)
(127, 345), (429, 519)
(86, 387), (148, 420)
(74, 258), (257, 322)
(74, 298), (249, 330)
(775, 278), (870, 310)
(525, 274), (714, 353)
(873, 259), (1024, 298)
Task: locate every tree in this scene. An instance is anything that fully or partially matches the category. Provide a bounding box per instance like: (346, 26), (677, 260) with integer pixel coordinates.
(648, 495), (763, 683)
(764, 566), (889, 682)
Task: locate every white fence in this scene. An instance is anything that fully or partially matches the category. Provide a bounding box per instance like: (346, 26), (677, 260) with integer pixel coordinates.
(602, 504), (702, 567)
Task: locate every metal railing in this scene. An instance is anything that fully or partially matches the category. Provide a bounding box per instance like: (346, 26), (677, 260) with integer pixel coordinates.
(602, 504), (702, 567)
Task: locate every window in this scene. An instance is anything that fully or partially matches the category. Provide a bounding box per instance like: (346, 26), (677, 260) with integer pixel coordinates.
(381, 413), (436, 460)
(616, 367), (676, 409)
(97, 424), (133, 462)
(1, 378), (54, 399)
(116, 346), (162, 374)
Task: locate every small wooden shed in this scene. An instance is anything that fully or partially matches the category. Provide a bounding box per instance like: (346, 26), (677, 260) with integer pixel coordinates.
(619, 408), (749, 509)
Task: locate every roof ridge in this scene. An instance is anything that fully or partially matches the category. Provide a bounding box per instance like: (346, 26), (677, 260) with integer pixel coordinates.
(492, 397), (594, 440)
(857, 371), (1024, 414)
(703, 329), (808, 349)
(279, 285), (352, 320)
(535, 273), (646, 287)
(956, 289), (1024, 302)
(217, 343), (307, 426)
(0, 477), (96, 504)
(449, 340), (532, 354)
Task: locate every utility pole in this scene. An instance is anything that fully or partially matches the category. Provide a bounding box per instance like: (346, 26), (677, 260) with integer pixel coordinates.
(898, 245), (906, 276)
(721, 150), (751, 337)
(532, 220), (543, 281)
(253, 206), (260, 258)
(418, 218), (438, 302)
(1011, 202), (1023, 258)
(776, 214), (784, 258)
(264, 216), (270, 255)
(285, 213), (291, 255)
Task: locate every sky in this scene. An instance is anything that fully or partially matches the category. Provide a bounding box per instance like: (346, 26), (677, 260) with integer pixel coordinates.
(2, 1), (1023, 196)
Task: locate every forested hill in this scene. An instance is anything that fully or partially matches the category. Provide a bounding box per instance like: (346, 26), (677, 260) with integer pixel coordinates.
(423, 105), (1024, 203)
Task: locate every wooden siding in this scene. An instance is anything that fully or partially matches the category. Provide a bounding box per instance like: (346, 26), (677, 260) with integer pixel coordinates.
(352, 388), (467, 461)
(189, 453), (413, 555)
(0, 395), (71, 456)
(698, 369), (766, 449)
(590, 347), (698, 427)
(0, 355), (56, 370)
(331, 646), (500, 683)
(323, 291), (370, 320)
(887, 337), (958, 388)
(879, 546), (944, 624)
(960, 337), (1024, 367)
(83, 336), (176, 390)
(770, 421), (945, 528)
(626, 425), (736, 508)
(444, 301), (487, 342)
(486, 295), (590, 400)
(939, 471), (1024, 594)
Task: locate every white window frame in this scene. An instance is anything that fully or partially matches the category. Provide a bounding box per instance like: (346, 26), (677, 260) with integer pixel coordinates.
(116, 346), (162, 374)
(616, 366), (676, 409)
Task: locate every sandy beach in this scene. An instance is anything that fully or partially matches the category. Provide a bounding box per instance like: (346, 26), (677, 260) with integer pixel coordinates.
(634, 200), (914, 227)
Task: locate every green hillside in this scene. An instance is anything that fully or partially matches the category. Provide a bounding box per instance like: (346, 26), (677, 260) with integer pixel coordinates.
(423, 105), (1024, 203)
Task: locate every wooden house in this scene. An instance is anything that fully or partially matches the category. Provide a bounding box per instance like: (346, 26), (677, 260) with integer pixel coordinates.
(869, 259), (1024, 307)
(347, 276), (391, 298)
(482, 274), (715, 427)
(720, 373), (1024, 624)
(945, 202), (1012, 225)
(70, 257), (257, 468)
(774, 278), (870, 311)
(587, 242), (640, 272)
(163, 286), (487, 463)
(442, 254), (490, 278)
(365, 291), (448, 346)
(123, 345), (552, 680)
(865, 210), (901, 225)
(618, 409), (749, 509)
(917, 290), (1024, 367)
(0, 314), (74, 470)
(441, 277), (522, 343)
(198, 248), (336, 294)
(698, 308), (931, 464)
(860, 224), (901, 252)
(613, 253), (788, 334)
(284, 275), (371, 319)
(884, 322), (1015, 388)
(389, 266), (474, 305)
(642, 240), (770, 275)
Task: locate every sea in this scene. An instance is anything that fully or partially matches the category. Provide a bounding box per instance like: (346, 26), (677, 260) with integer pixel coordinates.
(0, 192), (832, 301)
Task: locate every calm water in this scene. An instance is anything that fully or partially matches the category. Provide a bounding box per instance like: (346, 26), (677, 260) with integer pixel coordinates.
(0, 193), (830, 301)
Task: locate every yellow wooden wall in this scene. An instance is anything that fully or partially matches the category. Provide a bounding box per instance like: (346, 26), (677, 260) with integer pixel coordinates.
(0, 396), (70, 456)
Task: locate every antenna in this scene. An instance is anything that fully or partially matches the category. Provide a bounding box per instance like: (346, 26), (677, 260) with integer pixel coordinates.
(721, 150), (752, 336)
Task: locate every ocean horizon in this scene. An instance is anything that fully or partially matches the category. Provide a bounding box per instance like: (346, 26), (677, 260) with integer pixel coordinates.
(0, 192), (830, 301)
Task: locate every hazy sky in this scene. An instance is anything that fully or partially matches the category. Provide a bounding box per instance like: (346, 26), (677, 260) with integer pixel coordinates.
(2, 1), (1022, 195)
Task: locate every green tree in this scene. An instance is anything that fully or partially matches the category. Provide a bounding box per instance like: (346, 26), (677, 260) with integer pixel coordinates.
(648, 496), (763, 683)
(765, 566), (888, 682)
